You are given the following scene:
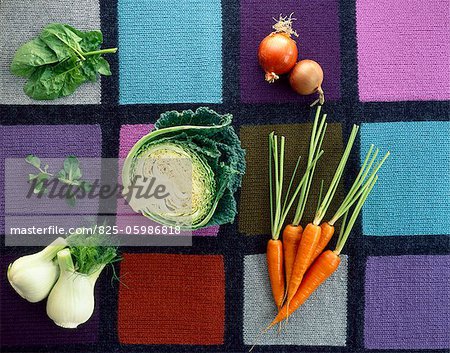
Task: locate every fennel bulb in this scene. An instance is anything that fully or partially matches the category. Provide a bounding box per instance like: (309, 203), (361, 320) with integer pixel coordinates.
(46, 248), (104, 329)
(7, 237), (67, 303)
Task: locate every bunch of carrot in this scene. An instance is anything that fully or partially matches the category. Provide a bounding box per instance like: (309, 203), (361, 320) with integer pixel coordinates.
(266, 106), (389, 329)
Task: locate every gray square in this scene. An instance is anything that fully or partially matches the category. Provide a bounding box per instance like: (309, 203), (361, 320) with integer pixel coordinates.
(0, 0), (101, 105)
(243, 253), (348, 346)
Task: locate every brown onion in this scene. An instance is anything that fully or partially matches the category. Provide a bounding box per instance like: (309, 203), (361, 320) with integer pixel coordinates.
(289, 59), (325, 105)
(258, 14), (299, 83)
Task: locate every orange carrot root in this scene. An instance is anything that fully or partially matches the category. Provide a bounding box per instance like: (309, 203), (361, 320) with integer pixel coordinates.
(271, 250), (341, 326)
(286, 223), (321, 304)
(267, 239), (285, 309)
(308, 222), (335, 267)
(282, 224), (303, 287)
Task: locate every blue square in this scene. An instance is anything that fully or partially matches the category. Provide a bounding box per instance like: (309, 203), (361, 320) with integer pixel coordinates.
(360, 121), (450, 236)
(118, 0), (223, 104)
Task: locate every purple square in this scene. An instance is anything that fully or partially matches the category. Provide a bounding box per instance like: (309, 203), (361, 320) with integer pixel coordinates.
(0, 125), (102, 234)
(356, 0), (450, 101)
(364, 255), (450, 349)
(117, 124), (219, 236)
(240, 0), (341, 103)
(0, 255), (99, 346)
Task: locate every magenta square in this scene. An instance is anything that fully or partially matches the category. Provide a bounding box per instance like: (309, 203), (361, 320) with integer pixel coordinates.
(356, 0), (450, 101)
(240, 0), (341, 103)
(0, 255), (99, 346)
(364, 255), (450, 349)
(117, 124), (219, 236)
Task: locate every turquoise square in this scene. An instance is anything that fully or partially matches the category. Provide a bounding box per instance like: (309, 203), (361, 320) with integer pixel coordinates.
(118, 0), (223, 104)
(360, 121), (450, 236)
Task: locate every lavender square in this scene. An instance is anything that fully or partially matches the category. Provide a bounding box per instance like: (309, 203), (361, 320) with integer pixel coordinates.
(0, 125), (102, 234)
(365, 255), (450, 349)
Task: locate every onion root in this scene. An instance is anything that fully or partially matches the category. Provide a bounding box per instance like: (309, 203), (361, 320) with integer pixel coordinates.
(272, 13), (299, 37)
(265, 72), (280, 83)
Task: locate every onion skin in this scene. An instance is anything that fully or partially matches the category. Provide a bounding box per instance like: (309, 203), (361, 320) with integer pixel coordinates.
(289, 59), (325, 105)
(258, 33), (298, 83)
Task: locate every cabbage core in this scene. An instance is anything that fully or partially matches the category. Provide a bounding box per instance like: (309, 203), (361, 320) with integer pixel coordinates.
(127, 143), (216, 228)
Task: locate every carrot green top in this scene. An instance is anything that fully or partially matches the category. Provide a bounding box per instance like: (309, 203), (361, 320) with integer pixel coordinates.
(313, 124), (359, 225)
(328, 146), (390, 226)
(334, 174), (377, 255)
(269, 132), (323, 240)
(333, 148), (390, 254)
(292, 106), (327, 226)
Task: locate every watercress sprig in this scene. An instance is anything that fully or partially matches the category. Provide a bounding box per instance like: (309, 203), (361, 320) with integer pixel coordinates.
(26, 155), (92, 206)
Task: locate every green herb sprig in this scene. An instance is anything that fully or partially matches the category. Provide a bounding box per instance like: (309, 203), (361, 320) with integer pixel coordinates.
(11, 23), (117, 100)
(26, 154), (92, 206)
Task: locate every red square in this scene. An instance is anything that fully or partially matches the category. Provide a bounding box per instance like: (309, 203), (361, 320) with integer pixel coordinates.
(118, 253), (225, 345)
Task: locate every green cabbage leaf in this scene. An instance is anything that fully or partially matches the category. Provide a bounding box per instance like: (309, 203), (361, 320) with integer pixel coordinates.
(122, 107), (246, 230)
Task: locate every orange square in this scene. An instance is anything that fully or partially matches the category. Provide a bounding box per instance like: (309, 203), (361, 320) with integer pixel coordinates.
(118, 253), (225, 345)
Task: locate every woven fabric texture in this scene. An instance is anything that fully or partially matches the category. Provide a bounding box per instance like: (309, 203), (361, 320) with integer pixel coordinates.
(356, 0), (450, 101)
(239, 122), (343, 235)
(0, 0), (449, 351)
(118, 253), (225, 345)
(0, 0), (101, 105)
(360, 121), (450, 236)
(118, 0), (223, 104)
(364, 255), (450, 349)
(240, 0), (341, 103)
(0, 125), (102, 233)
(243, 253), (348, 346)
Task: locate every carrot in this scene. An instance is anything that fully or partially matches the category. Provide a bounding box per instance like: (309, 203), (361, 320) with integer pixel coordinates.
(308, 148), (391, 266)
(286, 124), (359, 306)
(308, 221), (335, 265)
(282, 224), (303, 286)
(280, 156), (304, 288)
(267, 132), (285, 310)
(286, 222), (321, 302)
(269, 172), (382, 327)
(267, 239), (285, 309)
(267, 132), (323, 310)
(280, 107), (326, 301)
(270, 249), (340, 327)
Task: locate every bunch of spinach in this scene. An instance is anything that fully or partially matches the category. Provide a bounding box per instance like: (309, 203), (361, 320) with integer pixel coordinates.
(11, 23), (117, 100)
(26, 154), (92, 207)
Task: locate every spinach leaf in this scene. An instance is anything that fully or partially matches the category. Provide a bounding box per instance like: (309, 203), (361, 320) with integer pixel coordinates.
(95, 57), (112, 76)
(79, 30), (103, 52)
(39, 23), (84, 60)
(81, 55), (101, 81)
(81, 55), (112, 81)
(24, 57), (86, 100)
(10, 38), (59, 78)
(10, 23), (117, 100)
(61, 24), (103, 52)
